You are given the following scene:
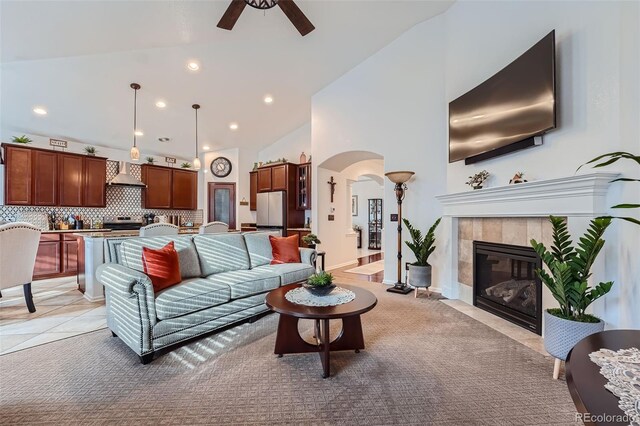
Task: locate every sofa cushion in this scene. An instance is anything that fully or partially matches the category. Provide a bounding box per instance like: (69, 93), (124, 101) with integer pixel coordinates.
(155, 277), (231, 320)
(142, 242), (182, 292)
(193, 234), (251, 276)
(207, 269), (280, 299)
(269, 235), (301, 264)
(119, 236), (201, 279)
(254, 263), (315, 286)
(243, 231), (279, 268)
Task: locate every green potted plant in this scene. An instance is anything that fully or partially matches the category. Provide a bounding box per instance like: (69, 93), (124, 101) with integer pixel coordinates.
(530, 216), (613, 378)
(578, 151), (639, 226)
(303, 271), (335, 296)
(11, 135), (32, 144)
(466, 170), (489, 189)
(146, 157), (155, 164)
(403, 217), (441, 290)
(181, 162), (192, 169)
(84, 146), (97, 156)
(302, 233), (321, 249)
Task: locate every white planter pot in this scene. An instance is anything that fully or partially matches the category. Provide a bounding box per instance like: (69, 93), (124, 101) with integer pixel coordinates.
(544, 310), (604, 361)
(408, 264), (432, 288)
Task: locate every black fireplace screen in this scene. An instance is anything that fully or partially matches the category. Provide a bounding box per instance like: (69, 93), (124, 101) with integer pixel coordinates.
(473, 241), (542, 335)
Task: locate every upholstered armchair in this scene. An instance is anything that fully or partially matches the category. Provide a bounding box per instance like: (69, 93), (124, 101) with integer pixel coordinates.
(0, 222), (42, 312)
(198, 222), (229, 234)
(139, 223), (179, 237)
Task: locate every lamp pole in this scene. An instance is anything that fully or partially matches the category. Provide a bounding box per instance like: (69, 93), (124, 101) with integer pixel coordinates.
(385, 171), (414, 294)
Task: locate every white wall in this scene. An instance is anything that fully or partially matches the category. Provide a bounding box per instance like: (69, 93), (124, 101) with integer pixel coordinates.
(257, 122), (310, 164)
(351, 179), (384, 250)
(312, 15), (447, 282)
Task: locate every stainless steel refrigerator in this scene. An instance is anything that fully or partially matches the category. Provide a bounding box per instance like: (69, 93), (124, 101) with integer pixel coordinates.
(256, 191), (286, 235)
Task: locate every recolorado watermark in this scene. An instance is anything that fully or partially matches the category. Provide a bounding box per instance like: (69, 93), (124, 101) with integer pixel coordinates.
(576, 412), (633, 423)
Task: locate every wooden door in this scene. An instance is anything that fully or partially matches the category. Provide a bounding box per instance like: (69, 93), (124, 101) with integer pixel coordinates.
(142, 165), (172, 209)
(249, 171), (257, 211)
(4, 145), (32, 205)
(58, 154), (84, 206)
(32, 150), (58, 206)
(208, 182), (236, 230)
(257, 168), (272, 192)
(33, 235), (61, 278)
(83, 157), (106, 207)
(63, 238), (79, 274)
(271, 165), (287, 190)
(172, 169), (197, 210)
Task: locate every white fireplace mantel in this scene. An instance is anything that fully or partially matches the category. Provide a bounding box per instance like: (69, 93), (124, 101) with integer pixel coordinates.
(436, 172), (620, 218)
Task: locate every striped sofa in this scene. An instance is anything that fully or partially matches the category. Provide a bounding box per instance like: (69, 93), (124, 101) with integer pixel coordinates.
(96, 232), (317, 364)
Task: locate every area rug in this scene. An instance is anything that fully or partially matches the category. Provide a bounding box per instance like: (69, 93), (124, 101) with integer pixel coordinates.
(0, 281), (576, 425)
(344, 260), (385, 275)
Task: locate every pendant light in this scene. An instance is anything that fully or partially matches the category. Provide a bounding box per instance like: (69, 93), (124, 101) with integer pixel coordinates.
(192, 104), (201, 170)
(130, 83), (141, 161)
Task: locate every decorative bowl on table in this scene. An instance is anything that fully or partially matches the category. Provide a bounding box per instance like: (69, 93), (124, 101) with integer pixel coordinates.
(303, 272), (336, 296)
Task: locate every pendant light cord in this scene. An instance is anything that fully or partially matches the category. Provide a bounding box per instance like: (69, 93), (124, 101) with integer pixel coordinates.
(133, 87), (138, 148)
(195, 107), (198, 157)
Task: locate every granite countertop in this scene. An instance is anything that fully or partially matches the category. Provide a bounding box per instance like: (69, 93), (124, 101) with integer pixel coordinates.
(287, 228), (312, 232)
(76, 228), (200, 239)
(43, 228), (110, 234)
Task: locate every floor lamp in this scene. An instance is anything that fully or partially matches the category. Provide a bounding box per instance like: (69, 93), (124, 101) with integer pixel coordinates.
(385, 171), (415, 294)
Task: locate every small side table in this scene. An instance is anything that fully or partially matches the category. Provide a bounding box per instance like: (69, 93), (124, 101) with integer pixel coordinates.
(315, 251), (326, 272)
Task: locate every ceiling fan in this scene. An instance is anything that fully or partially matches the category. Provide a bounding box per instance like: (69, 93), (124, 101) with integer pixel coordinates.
(217, 0), (315, 36)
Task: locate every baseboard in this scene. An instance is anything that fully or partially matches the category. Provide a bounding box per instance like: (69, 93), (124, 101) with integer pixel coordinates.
(84, 293), (105, 303)
(326, 260), (358, 271)
(458, 283), (473, 305)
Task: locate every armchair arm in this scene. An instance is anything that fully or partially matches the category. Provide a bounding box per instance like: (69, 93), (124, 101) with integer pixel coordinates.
(299, 248), (317, 267)
(96, 263), (157, 355)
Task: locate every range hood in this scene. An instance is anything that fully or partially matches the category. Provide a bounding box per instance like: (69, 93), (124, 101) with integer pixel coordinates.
(108, 161), (146, 187)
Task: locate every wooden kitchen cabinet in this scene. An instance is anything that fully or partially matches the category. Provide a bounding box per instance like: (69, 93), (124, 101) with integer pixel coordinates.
(287, 229), (311, 247)
(249, 171), (257, 211)
(296, 162), (311, 210)
(63, 238), (79, 275)
(58, 153), (84, 207)
(32, 150), (58, 206)
(172, 169), (198, 210)
(271, 165), (287, 190)
(3, 145), (32, 205)
(142, 165), (173, 209)
(141, 164), (198, 210)
(83, 157), (107, 207)
(257, 168), (272, 192)
(33, 234), (62, 279)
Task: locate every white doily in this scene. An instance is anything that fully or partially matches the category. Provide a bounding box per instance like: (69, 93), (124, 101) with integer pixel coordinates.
(589, 347), (640, 426)
(285, 286), (356, 307)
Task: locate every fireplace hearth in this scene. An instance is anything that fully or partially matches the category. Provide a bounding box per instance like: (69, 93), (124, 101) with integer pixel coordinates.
(473, 241), (542, 335)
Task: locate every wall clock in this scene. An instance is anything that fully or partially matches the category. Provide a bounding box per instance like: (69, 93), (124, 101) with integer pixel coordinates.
(210, 156), (232, 178)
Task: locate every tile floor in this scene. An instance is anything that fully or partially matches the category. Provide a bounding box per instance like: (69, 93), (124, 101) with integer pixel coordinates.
(0, 277), (106, 355)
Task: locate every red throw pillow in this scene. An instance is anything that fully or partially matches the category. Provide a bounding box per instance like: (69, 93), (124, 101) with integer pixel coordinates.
(270, 235), (301, 265)
(142, 241), (182, 292)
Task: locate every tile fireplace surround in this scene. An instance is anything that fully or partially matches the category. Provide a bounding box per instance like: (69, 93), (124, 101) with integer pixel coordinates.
(436, 172), (619, 332)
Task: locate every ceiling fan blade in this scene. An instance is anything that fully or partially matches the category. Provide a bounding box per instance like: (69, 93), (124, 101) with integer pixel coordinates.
(217, 0), (247, 30)
(277, 0), (315, 36)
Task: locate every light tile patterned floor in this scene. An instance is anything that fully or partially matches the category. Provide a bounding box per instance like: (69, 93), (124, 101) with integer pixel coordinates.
(0, 277), (106, 355)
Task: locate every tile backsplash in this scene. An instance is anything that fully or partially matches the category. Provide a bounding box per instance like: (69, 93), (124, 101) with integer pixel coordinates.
(0, 161), (202, 228)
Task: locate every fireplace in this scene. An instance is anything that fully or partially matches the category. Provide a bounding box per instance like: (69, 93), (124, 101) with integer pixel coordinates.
(473, 241), (542, 335)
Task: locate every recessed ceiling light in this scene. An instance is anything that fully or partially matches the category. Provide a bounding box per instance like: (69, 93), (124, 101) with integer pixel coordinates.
(33, 107), (47, 115)
(158, 137), (170, 142)
(264, 95), (274, 104)
(229, 122), (239, 130)
(156, 100), (167, 108)
(203, 145), (210, 151)
(134, 130), (144, 136)
(187, 61), (200, 71)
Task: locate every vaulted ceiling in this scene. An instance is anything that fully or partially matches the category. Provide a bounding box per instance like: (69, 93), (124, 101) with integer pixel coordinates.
(1, 0), (453, 159)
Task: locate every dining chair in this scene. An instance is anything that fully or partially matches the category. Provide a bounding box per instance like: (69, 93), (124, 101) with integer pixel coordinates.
(198, 221), (229, 234)
(139, 223), (179, 237)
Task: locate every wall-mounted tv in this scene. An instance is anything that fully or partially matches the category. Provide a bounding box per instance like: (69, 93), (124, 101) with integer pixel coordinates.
(449, 30), (556, 164)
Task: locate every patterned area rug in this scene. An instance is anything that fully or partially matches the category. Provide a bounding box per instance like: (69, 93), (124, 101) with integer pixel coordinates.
(0, 281), (576, 425)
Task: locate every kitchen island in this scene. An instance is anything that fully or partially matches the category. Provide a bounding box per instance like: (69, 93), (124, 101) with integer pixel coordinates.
(75, 228), (200, 302)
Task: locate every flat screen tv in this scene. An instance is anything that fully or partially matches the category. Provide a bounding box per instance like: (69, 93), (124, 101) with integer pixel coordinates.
(449, 30), (556, 164)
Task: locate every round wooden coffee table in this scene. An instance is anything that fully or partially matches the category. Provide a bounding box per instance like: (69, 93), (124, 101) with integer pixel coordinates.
(265, 283), (377, 378)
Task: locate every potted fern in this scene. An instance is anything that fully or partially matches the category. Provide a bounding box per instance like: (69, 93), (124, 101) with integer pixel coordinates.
(403, 217), (441, 290)
(530, 216), (613, 378)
